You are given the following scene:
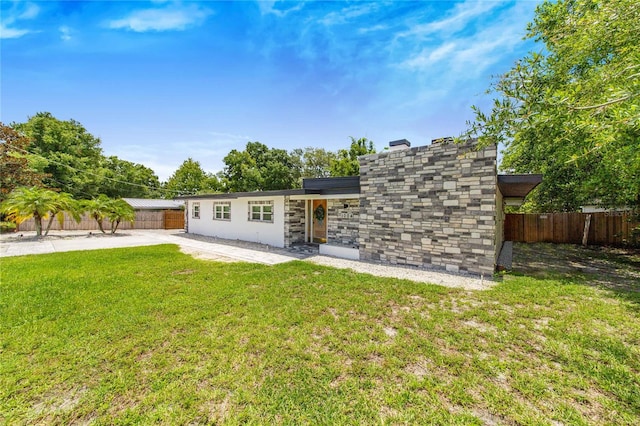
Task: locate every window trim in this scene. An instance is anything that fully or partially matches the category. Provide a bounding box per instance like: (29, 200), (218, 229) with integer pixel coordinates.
(248, 200), (274, 223)
(192, 202), (200, 219)
(213, 202), (231, 221)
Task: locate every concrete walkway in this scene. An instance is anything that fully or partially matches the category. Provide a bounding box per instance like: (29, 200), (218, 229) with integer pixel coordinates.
(0, 230), (297, 265)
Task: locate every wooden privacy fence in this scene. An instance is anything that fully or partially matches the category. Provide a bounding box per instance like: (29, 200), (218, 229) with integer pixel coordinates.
(504, 212), (639, 246)
(163, 210), (185, 229)
(17, 210), (184, 232)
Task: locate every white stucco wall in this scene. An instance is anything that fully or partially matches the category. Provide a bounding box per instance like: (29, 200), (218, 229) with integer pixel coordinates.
(187, 196), (286, 247)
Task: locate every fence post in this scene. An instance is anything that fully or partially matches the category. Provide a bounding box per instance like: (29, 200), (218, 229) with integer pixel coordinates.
(582, 214), (592, 246)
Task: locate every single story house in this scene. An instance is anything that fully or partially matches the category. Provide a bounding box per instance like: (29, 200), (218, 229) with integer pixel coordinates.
(179, 138), (541, 275)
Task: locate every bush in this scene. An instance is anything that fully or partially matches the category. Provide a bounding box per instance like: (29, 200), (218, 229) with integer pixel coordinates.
(0, 221), (17, 233)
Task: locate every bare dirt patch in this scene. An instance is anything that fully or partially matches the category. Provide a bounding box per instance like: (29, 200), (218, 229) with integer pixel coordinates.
(512, 243), (640, 292)
(178, 247), (237, 263)
(32, 386), (88, 416)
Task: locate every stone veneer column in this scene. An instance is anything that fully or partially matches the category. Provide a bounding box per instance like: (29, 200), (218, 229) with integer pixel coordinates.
(358, 139), (497, 275)
(284, 197), (306, 247)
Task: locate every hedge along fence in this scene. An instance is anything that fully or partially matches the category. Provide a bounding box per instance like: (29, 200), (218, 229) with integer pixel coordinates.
(504, 211), (640, 246)
(16, 210), (166, 232)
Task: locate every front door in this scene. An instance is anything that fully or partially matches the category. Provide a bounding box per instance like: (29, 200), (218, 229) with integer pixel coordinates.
(312, 200), (327, 243)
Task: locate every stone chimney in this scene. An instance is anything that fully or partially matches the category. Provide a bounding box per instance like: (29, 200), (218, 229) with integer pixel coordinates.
(389, 139), (411, 152)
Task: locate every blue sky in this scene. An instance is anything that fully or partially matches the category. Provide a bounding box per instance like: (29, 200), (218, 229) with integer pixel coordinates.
(1, 0), (541, 180)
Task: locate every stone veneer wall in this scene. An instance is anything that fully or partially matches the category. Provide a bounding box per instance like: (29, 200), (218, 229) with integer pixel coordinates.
(284, 197), (306, 247)
(358, 140), (497, 275)
(495, 187), (504, 263)
(327, 198), (360, 247)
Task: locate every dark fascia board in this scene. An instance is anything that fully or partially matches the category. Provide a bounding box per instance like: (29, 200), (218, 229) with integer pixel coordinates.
(303, 176), (360, 192)
(176, 188), (314, 200)
(497, 174), (543, 198)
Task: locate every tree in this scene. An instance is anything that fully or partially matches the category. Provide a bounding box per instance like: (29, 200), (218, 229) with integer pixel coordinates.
(42, 192), (81, 236)
(80, 195), (136, 234)
(12, 112), (104, 199)
(100, 156), (162, 199)
(0, 187), (78, 237)
(330, 137), (376, 177)
(291, 147), (337, 179)
(222, 142), (301, 192)
(105, 199), (135, 234)
(0, 123), (46, 199)
(82, 195), (112, 234)
(222, 147), (261, 193)
(11, 113), (166, 199)
(464, 0), (640, 211)
(164, 158), (220, 196)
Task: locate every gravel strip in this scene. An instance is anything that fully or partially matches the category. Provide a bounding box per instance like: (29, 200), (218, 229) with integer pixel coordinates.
(306, 255), (495, 291)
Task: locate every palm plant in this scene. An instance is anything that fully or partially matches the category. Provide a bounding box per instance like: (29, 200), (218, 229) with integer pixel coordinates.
(0, 187), (78, 237)
(43, 192), (81, 236)
(106, 199), (135, 234)
(81, 195), (112, 234)
(81, 196), (135, 234)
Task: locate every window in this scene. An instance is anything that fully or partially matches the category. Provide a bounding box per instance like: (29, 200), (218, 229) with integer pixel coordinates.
(248, 201), (273, 222)
(214, 202), (231, 220)
(192, 202), (200, 219)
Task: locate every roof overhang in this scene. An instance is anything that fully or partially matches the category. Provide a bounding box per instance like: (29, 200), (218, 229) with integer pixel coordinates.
(178, 177), (362, 200)
(176, 189), (313, 200)
(302, 176), (360, 194)
(498, 174), (543, 205)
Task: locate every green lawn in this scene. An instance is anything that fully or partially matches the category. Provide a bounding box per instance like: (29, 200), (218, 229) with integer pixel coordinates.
(1, 245), (639, 425)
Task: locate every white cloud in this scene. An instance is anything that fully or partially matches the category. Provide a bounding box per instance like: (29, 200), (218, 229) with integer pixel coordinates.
(399, 2), (529, 74)
(398, 0), (503, 40)
(402, 42), (458, 69)
(358, 24), (388, 35)
(59, 26), (72, 41)
(257, 1), (304, 18)
(449, 32), (517, 72)
(19, 3), (40, 20)
(319, 3), (380, 26)
(108, 4), (212, 32)
(429, 43), (457, 62)
(111, 130), (250, 181)
(208, 131), (252, 143)
(0, 1), (40, 39)
(0, 24), (30, 39)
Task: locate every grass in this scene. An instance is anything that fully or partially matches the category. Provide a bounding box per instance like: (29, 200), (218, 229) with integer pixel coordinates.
(1, 244), (639, 425)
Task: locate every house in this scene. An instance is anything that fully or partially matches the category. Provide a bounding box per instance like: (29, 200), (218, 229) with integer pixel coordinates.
(179, 139), (541, 275)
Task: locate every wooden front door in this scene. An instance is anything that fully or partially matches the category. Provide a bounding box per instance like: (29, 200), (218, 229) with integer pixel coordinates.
(312, 200), (327, 243)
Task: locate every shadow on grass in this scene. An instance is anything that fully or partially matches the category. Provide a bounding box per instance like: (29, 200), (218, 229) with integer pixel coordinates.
(509, 242), (640, 306)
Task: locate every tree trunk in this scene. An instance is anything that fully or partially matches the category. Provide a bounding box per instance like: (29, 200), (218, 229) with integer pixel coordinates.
(34, 213), (43, 237)
(94, 214), (106, 234)
(44, 215), (55, 236)
(111, 219), (121, 234)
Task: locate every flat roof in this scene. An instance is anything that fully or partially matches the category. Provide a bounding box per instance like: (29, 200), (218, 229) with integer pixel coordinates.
(177, 189), (313, 200)
(178, 174), (542, 201)
(497, 174), (543, 198)
(178, 177), (360, 200)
